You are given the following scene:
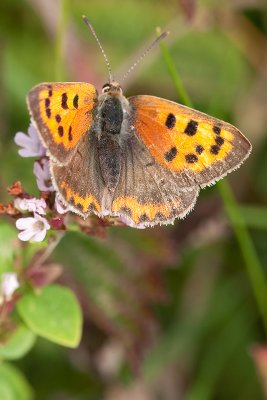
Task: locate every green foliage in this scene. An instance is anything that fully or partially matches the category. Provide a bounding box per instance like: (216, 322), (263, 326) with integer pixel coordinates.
(0, 221), (17, 273)
(17, 285), (82, 348)
(0, 363), (33, 400)
(0, 325), (36, 361)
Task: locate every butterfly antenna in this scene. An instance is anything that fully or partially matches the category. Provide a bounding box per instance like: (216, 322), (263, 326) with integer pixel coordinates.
(82, 15), (113, 82)
(121, 31), (169, 82)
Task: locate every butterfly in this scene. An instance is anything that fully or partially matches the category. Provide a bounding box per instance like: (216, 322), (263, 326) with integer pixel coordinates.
(26, 18), (252, 228)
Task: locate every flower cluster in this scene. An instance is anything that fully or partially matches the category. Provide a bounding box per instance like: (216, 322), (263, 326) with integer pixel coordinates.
(11, 124), (70, 242)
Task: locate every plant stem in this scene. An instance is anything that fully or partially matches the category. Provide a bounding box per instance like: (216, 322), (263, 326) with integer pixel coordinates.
(157, 28), (192, 108)
(54, 0), (69, 81)
(218, 180), (267, 329)
(159, 36), (267, 331)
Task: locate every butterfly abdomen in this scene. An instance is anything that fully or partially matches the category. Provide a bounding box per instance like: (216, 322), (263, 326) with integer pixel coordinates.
(96, 95), (127, 191)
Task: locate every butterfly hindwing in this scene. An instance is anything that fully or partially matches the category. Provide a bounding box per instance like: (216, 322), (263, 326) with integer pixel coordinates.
(111, 134), (199, 227)
(129, 95), (251, 188)
(51, 133), (105, 216)
(27, 82), (98, 164)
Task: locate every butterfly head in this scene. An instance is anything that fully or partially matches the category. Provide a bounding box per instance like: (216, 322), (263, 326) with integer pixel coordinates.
(102, 81), (122, 96)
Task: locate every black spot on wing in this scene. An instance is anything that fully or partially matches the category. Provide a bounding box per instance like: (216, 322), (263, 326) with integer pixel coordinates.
(55, 114), (61, 123)
(210, 145), (220, 154)
(185, 153), (198, 163)
(184, 120), (198, 136)
(213, 125), (221, 134)
(76, 203), (83, 211)
(195, 145), (204, 155)
(164, 147), (177, 162)
(139, 214), (149, 222)
(61, 93), (68, 109)
(45, 98), (51, 118)
(165, 113), (176, 129)
(68, 126), (73, 141)
(47, 85), (53, 97)
(73, 94), (79, 109)
(58, 126), (64, 137)
(215, 136), (224, 146)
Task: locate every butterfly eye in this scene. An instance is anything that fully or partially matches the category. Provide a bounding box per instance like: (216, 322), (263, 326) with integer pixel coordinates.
(102, 83), (111, 93)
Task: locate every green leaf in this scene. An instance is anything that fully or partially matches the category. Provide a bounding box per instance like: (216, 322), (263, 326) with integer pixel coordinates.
(17, 284), (82, 348)
(0, 362), (33, 400)
(0, 324), (36, 360)
(0, 221), (17, 273)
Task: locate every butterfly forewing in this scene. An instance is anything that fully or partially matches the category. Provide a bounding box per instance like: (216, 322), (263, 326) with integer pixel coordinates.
(130, 95), (251, 188)
(27, 82), (98, 164)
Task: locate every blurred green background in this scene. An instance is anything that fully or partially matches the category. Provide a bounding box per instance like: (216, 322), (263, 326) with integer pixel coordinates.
(1, 0), (267, 399)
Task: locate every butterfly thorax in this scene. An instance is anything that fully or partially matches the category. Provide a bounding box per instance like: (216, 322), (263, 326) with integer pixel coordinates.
(94, 82), (131, 192)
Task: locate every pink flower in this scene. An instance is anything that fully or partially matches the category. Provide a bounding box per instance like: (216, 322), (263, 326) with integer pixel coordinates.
(33, 160), (54, 192)
(14, 197), (47, 215)
(16, 213), (50, 242)
(55, 194), (71, 214)
(1, 272), (19, 300)
(14, 123), (46, 158)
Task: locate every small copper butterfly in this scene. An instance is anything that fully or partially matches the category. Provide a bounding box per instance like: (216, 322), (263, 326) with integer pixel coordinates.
(27, 17), (252, 228)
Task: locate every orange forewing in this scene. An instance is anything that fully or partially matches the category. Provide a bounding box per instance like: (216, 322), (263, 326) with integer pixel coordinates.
(130, 95), (250, 174)
(27, 82), (98, 164)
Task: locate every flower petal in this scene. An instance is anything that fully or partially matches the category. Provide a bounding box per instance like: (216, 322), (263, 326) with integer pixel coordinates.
(33, 213), (50, 230)
(14, 124), (46, 158)
(14, 198), (47, 215)
(28, 124), (39, 140)
(16, 217), (36, 230)
(14, 131), (32, 147)
(55, 195), (71, 214)
(1, 272), (19, 298)
(18, 228), (35, 241)
(18, 148), (36, 158)
(33, 161), (54, 192)
(32, 228), (47, 242)
(33, 162), (45, 179)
